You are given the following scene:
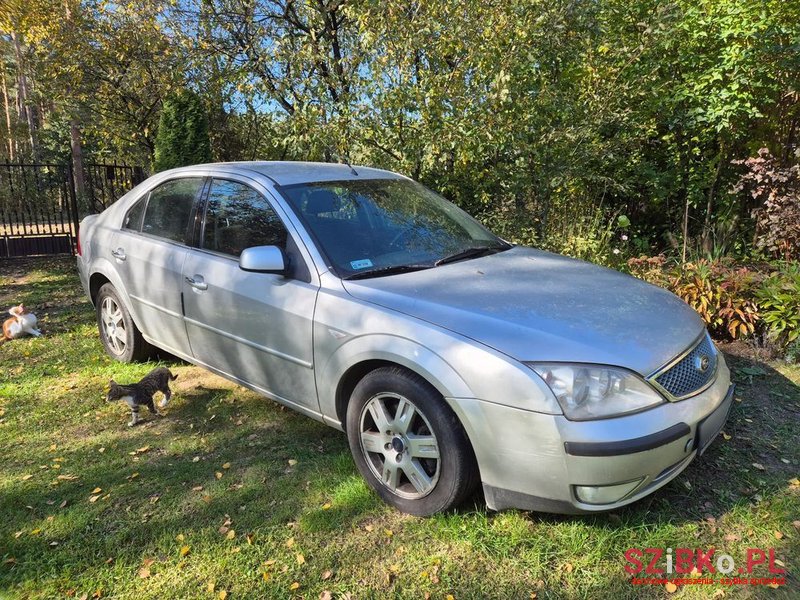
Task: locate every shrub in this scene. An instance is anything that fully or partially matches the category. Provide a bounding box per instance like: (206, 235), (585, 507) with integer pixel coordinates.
(629, 257), (762, 341)
(731, 148), (800, 261)
(755, 263), (800, 346)
(153, 89), (213, 172)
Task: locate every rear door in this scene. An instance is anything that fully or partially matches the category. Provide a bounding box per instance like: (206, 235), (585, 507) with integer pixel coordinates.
(110, 177), (205, 355)
(181, 178), (320, 413)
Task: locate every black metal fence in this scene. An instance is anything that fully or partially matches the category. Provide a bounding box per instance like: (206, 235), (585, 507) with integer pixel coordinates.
(0, 160), (145, 257)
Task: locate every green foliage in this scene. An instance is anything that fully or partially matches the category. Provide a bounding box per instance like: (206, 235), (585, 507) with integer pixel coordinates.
(153, 89), (212, 172)
(755, 263), (800, 345)
(629, 256), (800, 349)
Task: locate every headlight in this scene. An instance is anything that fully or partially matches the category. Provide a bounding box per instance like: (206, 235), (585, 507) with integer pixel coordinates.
(525, 363), (665, 420)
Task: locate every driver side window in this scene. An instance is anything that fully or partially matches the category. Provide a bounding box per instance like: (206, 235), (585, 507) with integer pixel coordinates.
(202, 179), (288, 257)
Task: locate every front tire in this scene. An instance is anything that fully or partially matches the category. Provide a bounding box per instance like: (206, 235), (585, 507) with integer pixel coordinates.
(346, 367), (478, 516)
(95, 283), (151, 362)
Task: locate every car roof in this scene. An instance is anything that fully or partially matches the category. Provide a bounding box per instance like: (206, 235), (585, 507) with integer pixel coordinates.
(160, 161), (406, 187)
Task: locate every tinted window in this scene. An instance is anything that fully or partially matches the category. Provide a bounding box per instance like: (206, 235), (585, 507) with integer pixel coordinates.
(123, 197), (146, 231)
(202, 179), (288, 257)
(141, 178), (203, 243)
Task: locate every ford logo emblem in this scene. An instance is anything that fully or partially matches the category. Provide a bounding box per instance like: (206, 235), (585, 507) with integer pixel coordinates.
(694, 354), (710, 373)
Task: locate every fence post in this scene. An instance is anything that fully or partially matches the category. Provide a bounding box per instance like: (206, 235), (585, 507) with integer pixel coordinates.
(66, 162), (80, 254)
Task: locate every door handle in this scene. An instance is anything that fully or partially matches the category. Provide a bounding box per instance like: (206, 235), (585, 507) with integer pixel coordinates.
(111, 248), (126, 261)
(185, 275), (208, 291)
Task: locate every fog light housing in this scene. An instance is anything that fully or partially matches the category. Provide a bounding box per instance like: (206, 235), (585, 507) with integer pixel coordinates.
(574, 478), (644, 505)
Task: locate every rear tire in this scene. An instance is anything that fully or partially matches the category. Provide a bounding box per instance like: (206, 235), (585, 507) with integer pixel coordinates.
(96, 283), (151, 362)
(346, 367), (478, 516)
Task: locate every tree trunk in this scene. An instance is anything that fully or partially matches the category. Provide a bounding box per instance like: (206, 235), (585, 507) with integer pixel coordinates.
(701, 144), (725, 254)
(70, 118), (86, 206)
(0, 62), (14, 161)
(11, 31), (38, 160)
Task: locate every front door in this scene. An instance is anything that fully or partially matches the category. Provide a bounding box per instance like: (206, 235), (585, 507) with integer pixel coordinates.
(181, 178), (320, 413)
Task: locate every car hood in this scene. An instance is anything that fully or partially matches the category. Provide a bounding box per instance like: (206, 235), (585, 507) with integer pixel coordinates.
(342, 247), (704, 376)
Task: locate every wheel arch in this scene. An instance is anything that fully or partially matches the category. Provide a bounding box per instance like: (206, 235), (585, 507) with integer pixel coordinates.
(321, 336), (473, 431)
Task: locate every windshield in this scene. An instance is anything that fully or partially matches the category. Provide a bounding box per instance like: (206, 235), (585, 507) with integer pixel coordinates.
(279, 178), (509, 278)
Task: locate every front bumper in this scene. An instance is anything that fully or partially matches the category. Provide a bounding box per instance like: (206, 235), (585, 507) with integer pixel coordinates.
(448, 354), (733, 514)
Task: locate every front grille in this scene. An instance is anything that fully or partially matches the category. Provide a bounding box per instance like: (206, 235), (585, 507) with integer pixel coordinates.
(653, 333), (717, 400)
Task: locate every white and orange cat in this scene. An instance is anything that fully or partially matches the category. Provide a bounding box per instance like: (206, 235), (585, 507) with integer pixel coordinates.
(2, 304), (42, 341)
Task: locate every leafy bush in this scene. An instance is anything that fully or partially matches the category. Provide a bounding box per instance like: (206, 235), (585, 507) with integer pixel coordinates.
(628, 257), (762, 341)
(153, 89), (213, 172)
(755, 263), (800, 346)
(731, 148), (800, 261)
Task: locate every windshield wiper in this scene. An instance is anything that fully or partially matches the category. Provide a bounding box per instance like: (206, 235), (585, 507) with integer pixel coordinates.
(434, 244), (509, 266)
(343, 264), (433, 280)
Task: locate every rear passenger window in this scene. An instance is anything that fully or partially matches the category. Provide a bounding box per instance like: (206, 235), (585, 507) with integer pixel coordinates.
(202, 179), (288, 257)
(141, 178), (203, 243)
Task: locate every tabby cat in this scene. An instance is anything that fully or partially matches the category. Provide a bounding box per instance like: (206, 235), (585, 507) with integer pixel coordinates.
(106, 367), (178, 427)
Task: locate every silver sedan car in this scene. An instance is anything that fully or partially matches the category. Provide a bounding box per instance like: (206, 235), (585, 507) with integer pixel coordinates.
(77, 162), (734, 516)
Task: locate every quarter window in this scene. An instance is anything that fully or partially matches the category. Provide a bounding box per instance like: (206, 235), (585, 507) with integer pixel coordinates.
(140, 178), (203, 243)
(202, 179), (288, 257)
(123, 197), (146, 231)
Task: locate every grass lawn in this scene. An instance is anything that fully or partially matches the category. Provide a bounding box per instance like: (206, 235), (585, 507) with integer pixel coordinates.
(1, 256), (798, 599)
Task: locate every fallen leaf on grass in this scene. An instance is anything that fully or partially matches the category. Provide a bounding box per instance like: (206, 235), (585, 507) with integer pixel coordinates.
(176, 534), (184, 542)
(126, 473), (139, 480)
(180, 545), (191, 557)
(91, 487), (102, 494)
(138, 567), (150, 579)
(774, 531), (784, 539)
(320, 591), (332, 600)
(721, 432), (731, 441)
(285, 537), (295, 548)
(88, 495), (101, 503)
(57, 474), (79, 481)
(192, 456), (200, 462)
(262, 572), (271, 582)
(752, 463), (765, 471)
(321, 503), (332, 510)
(218, 591), (227, 600)
(665, 581), (678, 593)
(321, 570), (332, 580)
(30, 529), (41, 535)
(215, 472), (223, 480)
(226, 530), (236, 540)
(296, 553), (305, 565)
(222, 462), (231, 469)
(793, 520), (800, 531)
(22, 474), (33, 481)
(246, 533), (254, 545)
(288, 459), (298, 467)
(207, 582), (215, 593)
(289, 582), (300, 590)
(192, 486), (203, 491)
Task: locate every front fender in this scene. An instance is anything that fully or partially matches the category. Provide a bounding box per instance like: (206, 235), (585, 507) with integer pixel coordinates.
(316, 333), (472, 428)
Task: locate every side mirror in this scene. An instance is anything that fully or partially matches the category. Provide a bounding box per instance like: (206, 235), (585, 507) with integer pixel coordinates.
(239, 245), (287, 275)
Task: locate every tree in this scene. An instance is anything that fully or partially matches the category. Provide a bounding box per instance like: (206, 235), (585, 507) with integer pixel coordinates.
(153, 89), (212, 172)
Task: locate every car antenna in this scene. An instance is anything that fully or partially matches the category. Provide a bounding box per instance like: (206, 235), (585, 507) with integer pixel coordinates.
(329, 146), (358, 176)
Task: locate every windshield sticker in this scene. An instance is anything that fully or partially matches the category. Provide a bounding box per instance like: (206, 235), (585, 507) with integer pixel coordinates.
(350, 259), (374, 270)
